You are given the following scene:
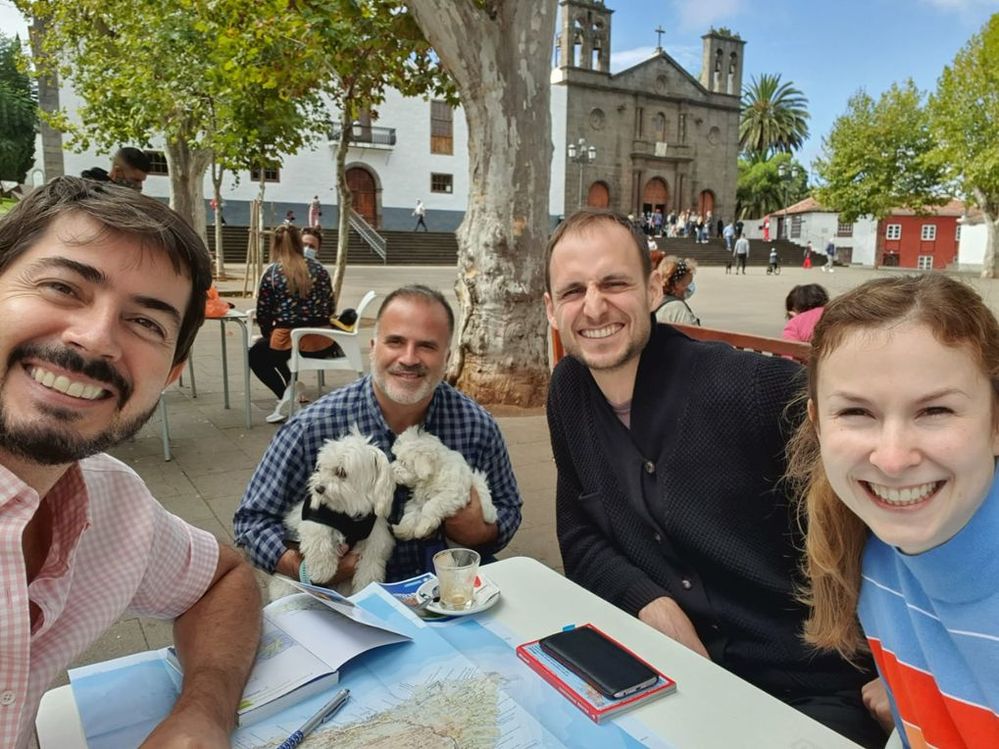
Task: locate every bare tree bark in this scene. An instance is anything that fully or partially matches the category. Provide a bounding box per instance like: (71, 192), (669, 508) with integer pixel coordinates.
(210, 156), (227, 279)
(974, 187), (998, 278)
(408, 0), (556, 407)
(163, 135), (211, 242)
(332, 106), (354, 310)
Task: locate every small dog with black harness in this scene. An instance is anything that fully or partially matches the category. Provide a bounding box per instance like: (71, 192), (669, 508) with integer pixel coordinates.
(269, 427), (396, 598)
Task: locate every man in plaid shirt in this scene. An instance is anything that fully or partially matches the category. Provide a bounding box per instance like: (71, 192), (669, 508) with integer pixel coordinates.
(235, 285), (523, 586)
(0, 178), (260, 748)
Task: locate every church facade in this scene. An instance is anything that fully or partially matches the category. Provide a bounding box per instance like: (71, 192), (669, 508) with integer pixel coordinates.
(553, 0), (744, 224)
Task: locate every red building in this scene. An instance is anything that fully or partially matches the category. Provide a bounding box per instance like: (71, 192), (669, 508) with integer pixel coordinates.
(877, 200), (964, 270)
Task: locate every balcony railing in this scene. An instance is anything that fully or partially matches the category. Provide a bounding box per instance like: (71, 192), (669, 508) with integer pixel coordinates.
(330, 124), (397, 147)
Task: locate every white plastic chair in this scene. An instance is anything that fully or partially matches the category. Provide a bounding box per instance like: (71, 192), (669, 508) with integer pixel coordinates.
(286, 289), (378, 416)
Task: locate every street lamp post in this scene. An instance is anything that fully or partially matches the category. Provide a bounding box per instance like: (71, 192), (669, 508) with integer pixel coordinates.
(567, 137), (597, 209)
(777, 163), (800, 239)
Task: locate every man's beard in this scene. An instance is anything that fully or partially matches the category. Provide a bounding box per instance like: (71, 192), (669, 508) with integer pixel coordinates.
(564, 318), (650, 372)
(0, 342), (153, 465)
(370, 360), (440, 406)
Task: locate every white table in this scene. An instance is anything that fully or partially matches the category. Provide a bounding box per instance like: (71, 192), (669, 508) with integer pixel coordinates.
(36, 557), (860, 748)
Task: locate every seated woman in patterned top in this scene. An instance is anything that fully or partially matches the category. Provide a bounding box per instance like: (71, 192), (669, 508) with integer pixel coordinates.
(250, 224), (339, 423)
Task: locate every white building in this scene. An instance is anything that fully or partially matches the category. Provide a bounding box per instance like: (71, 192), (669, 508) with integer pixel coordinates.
(957, 211), (988, 272)
(741, 197), (879, 266)
(30, 0), (746, 233)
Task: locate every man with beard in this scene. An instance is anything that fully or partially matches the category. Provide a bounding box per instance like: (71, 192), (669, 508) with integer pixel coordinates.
(235, 285), (522, 586)
(543, 209), (887, 748)
(0, 177), (260, 749)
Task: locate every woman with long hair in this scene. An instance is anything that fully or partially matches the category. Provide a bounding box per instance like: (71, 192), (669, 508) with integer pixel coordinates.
(787, 274), (999, 747)
(654, 255), (700, 326)
(250, 224), (337, 423)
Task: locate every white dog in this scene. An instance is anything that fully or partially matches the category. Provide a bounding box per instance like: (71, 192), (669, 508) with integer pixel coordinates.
(390, 426), (497, 540)
(270, 428), (396, 599)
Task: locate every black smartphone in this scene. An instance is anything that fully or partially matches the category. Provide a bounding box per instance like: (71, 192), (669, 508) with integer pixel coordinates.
(538, 625), (659, 699)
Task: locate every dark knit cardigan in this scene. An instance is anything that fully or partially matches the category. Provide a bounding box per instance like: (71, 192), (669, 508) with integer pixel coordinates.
(547, 321), (871, 698)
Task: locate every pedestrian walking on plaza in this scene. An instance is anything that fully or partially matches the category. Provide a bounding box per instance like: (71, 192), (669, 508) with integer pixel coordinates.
(822, 238), (837, 272)
(308, 195), (322, 228)
(413, 199), (428, 231)
(804, 240), (813, 269)
(723, 221), (736, 251)
(733, 234), (750, 274)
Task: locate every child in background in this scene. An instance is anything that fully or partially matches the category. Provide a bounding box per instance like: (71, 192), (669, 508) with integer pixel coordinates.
(782, 284), (829, 342)
(787, 274), (999, 747)
(767, 246), (780, 274)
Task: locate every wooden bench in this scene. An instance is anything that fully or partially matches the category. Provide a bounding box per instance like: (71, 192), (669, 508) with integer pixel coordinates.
(550, 324), (811, 368)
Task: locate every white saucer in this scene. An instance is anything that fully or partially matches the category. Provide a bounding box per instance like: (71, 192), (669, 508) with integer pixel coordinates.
(416, 574), (501, 617)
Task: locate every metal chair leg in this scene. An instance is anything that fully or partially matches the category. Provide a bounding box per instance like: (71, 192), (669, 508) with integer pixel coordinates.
(159, 396), (172, 462)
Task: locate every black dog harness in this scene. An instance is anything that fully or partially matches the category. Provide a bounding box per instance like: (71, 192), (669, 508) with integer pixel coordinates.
(301, 495), (377, 546)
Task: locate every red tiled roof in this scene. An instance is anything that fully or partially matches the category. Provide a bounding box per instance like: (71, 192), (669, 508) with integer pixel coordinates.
(772, 196), (968, 218)
(887, 198), (966, 217)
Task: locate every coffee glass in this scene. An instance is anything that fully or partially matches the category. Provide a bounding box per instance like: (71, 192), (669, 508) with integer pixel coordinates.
(432, 548), (481, 611)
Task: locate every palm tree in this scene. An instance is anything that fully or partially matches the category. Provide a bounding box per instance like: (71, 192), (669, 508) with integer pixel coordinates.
(739, 73), (810, 161)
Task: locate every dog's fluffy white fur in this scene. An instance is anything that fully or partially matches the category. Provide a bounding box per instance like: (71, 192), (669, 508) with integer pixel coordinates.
(390, 426), (497, 540)
(269, 428), (395, 599)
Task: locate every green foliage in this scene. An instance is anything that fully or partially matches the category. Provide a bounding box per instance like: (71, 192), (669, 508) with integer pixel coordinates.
(739, 73), (809, 161)
(0, 34), (36, 183)
(711, 27), (741, 40)
(736, 153), (808, 219)
(928, 13), (999, 219)
(19, 0), (331, 174)
(814, 80), (946, 223)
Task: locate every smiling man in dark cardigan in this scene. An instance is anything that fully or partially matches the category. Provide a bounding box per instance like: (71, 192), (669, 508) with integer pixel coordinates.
(543, 208), (887, 748)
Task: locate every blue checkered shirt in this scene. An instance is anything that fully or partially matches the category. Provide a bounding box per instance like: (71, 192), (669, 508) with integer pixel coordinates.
(233, 376), (523, 582)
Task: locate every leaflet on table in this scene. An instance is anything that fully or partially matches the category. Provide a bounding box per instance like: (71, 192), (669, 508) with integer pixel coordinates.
(516, 630), (677, 724)
(68, 588), (411, 744)
(193, 590), (410, 726)
(277, 574), (422, 629)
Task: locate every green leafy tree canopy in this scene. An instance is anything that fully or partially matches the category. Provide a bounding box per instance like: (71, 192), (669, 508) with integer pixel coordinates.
(928, 12), (999, 275)
(736, 153), (808, 219)
(814, 79), (946, 223)
(0, 33), (37, 183)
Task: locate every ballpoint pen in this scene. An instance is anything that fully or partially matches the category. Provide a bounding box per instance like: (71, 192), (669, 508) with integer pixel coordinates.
(277, 688), (350, 749)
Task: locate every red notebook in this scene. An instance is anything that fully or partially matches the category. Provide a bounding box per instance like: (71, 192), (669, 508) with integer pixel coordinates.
(516, 624), (677, 723)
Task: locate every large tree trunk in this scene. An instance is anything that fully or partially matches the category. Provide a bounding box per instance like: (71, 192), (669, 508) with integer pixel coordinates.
(163, 136), (211, 242)
(332, 106), (354, 310)
(974, 187), (998, 278)
(408, 0), (556, 407)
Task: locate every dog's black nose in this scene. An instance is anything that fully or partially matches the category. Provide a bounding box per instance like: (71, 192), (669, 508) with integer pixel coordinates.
(315, 485), (326, 494)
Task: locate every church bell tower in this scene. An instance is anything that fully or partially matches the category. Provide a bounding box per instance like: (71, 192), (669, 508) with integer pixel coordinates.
(557, 0), (613, 73)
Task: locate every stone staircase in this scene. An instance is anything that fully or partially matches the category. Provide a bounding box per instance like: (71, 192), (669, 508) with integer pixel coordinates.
(205, 227), (805, 269)
(206, 226), (458, 265)
(649, 237), (807, 267)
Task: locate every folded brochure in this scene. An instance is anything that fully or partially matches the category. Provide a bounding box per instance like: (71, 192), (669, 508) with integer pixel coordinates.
(76, 578), (412, 732)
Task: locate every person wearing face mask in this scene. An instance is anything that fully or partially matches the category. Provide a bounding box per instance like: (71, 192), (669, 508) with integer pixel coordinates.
(81, 147), (151, 191)
(301, 226), (322, 260)
(654, 255), (700, 326)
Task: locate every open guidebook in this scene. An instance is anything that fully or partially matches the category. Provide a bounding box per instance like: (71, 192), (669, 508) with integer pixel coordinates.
(69, 578), (411, 744)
